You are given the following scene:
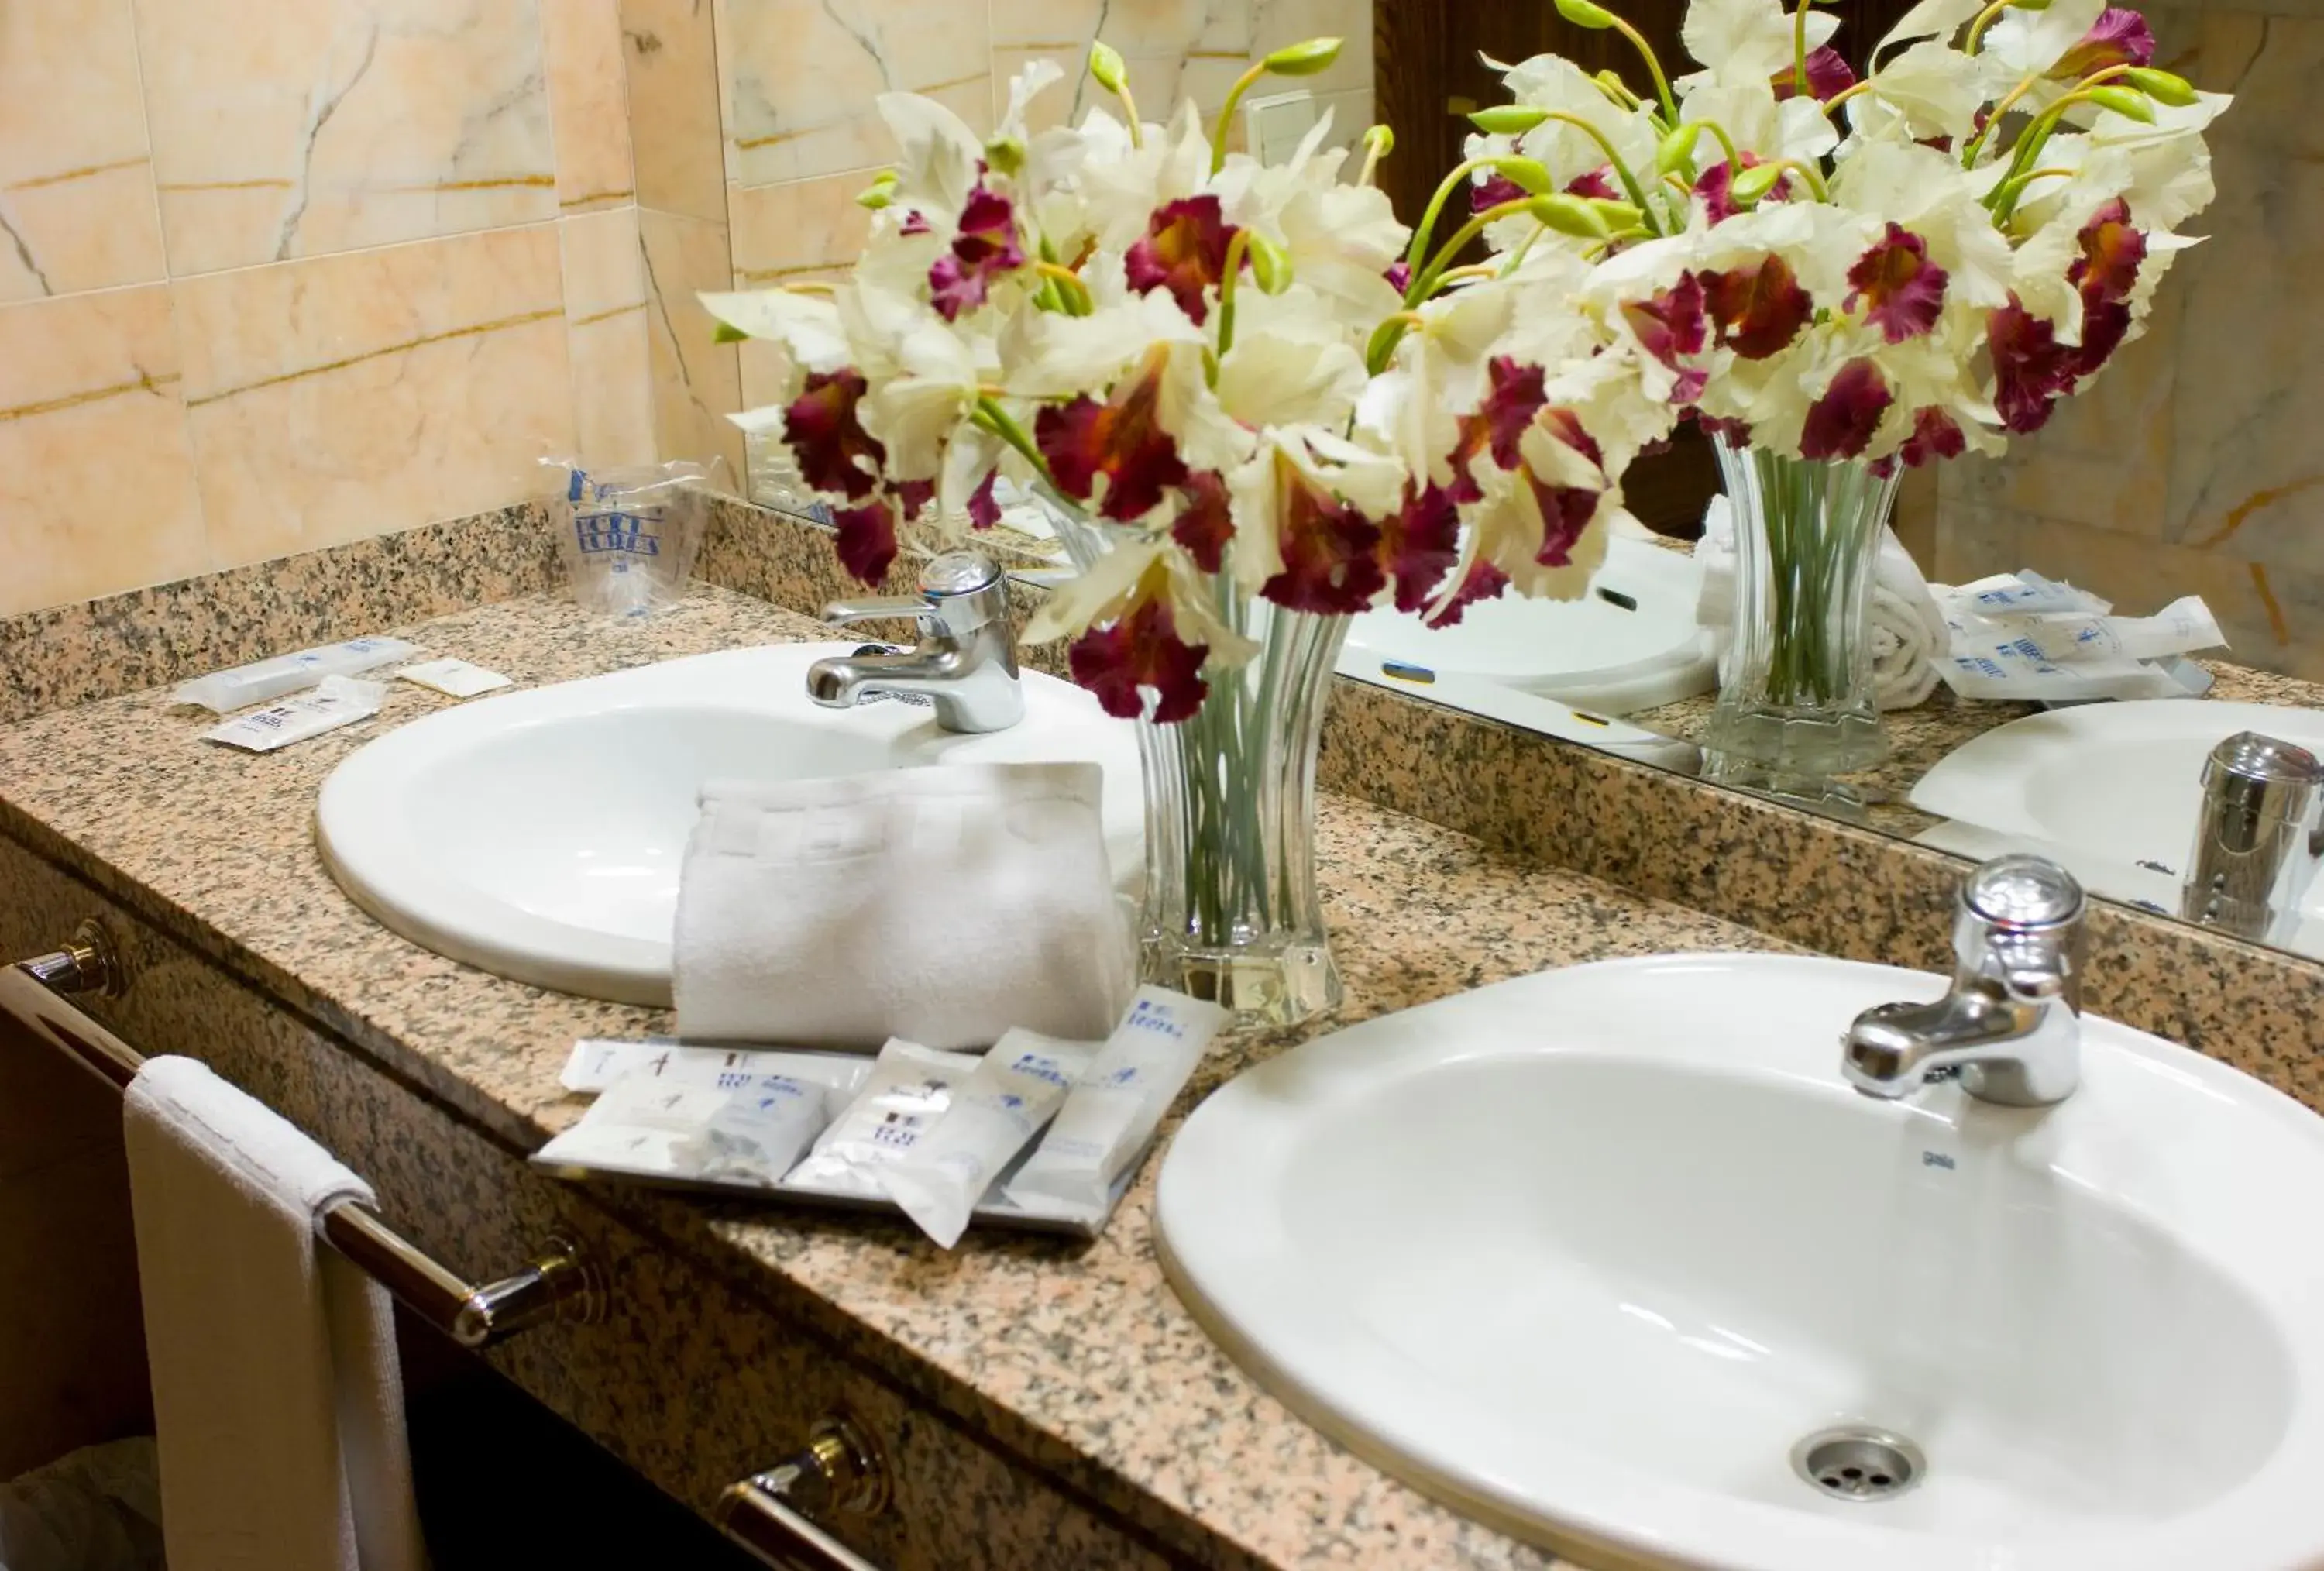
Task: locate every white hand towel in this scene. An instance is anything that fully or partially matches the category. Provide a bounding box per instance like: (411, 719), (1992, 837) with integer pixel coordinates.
(122, 1057), (425, 1571)
(672, 761), (1133, 1050)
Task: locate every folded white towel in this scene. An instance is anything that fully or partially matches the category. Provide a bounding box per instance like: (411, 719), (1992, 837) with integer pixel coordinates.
(1693, 497), (1946, 711)
(672, 761), (1134, 1050)
(122, 1057), (425, 1571)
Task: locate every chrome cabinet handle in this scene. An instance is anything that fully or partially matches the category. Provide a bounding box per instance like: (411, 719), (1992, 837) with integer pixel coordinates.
(20, 918), (125, 998)
(716, 1416), (890, 1571)
(8, 924), (610, 1349)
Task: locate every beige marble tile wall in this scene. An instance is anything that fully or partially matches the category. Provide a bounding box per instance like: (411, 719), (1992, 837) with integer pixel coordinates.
(1931, 0), (2324, 678)
(0, 0), (672, 620)
(715, 0), (1377, 442)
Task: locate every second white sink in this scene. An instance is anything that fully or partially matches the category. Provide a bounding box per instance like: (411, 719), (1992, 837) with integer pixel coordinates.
(316, 643), (1143, 1003)
(1157, 953), (2324, 1570)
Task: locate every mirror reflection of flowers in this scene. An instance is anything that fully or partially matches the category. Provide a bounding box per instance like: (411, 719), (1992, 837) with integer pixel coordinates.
(1461, 0), (2226, 469)
(705, 40), (1688, 724)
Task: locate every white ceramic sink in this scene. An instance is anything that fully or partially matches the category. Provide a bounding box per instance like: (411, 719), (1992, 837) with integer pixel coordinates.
(1340, 532), (1716, 716)
(1157, 954), (2324, 1571)
(1910, 700), (2324, 928)
(316, 643), (1143, 1004)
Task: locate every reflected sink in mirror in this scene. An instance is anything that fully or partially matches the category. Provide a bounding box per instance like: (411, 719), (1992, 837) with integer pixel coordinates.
(1157, 954), (2324, 1571)
(1910, 700), (2324, 954)
(1338, 531), (1716, 717)
(315, 643), (1143, 1004)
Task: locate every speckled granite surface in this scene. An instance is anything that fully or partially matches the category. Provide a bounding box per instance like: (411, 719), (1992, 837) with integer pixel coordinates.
(0, 584), (1797, 1569)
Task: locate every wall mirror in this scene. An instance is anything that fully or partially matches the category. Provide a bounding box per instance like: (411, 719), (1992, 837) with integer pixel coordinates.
(713, 0), (2323, 968)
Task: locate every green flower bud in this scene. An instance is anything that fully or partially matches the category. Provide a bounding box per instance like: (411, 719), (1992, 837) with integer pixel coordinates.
(1584, 198), (1645, 230)
(1468, 105), (1552, 136)
(1363, 124), (1396, 158)
(1493, 156), (1556, 193)
(1246, 232), (1294, 295)
(2084, 84), (2155, 121)
(2123, 67), (2197, 107)
(1088, 40), (1129, 95)
(1554, 0), (1619, 29)
(1261, 36), (1343, 75)
(1528, 193), (1612, 238)
(1730, 161), (1787, 203)
(1656, 123), (1699, 174)
(854, 171), (897, 210)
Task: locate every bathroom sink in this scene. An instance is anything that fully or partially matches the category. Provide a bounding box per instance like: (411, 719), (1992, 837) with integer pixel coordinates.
(1339, 532), (1716, 716)
(316, 644), (1143, 1004)
(1156, 953), (2324, 1571)
(1910, 700), (2324, 924)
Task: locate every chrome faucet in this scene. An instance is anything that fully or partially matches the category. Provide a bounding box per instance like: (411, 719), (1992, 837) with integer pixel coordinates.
(806, 550), (1024, 734)
(1841, 855), (2087, 1107)
(2178, 731), (2324, 947)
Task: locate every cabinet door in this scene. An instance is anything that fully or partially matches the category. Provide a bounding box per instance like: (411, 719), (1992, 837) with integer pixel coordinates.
(0, 996), (150, 1476)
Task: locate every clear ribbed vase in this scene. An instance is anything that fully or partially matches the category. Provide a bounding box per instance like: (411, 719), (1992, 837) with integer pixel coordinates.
(1705, 445), (1901, 779)
(1046, 501), (1346, 1026)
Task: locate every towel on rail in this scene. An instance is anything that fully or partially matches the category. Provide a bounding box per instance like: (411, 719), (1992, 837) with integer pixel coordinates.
(123, 1057), (425, 1571)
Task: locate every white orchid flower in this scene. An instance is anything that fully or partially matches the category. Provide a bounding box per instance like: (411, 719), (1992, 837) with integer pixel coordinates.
(699, 289), (852, 377)
(1680, 0), (1841, 84)
(1212, 286), (1371, 433)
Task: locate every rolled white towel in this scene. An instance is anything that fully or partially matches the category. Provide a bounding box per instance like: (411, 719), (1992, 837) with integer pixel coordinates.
(1871, 584), (1941, 710)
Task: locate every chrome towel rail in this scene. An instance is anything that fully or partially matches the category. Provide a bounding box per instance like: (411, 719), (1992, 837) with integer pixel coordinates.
(9, 920), (605, 1350)
(716, 1415), (890, 1571)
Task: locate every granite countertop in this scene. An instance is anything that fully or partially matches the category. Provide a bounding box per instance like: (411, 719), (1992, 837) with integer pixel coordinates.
(0, 585), (1800, 1570)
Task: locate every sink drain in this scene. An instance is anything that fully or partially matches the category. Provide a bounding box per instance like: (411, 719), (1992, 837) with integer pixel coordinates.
(1791, 1427), (1924, 1502)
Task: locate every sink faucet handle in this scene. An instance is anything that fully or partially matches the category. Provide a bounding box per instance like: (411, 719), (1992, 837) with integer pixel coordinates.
(1957, 854), (2086, 1007)
(820, 551), (1009, 643)
(2180, 731), (2324, 943)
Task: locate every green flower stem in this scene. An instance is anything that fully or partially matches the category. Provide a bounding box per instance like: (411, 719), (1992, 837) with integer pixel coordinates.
(1212, 60), (1274, 174)
(1604, 14), (1679, 124)
(1966, 64), (2130, 167)
(1403, 198), (1545, 305)
(1985, 83), (2133, 217)
(1793, 0), (1813, 98)
(1401, 155), (1555, 277)
(1537, 111), (1658, 217)
(971, 397), (1053, 484)
(1758, 156), (1831, 202)
(1215, 229), (1254, 358)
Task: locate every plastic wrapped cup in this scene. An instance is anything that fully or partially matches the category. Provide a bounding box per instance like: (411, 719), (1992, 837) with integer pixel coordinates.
(549, 460), (710, 617)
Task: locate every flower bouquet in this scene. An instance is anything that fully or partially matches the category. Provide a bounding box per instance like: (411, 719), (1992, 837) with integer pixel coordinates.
(703, 41), (1692, 1022)
(1464, 0), (2227, 775)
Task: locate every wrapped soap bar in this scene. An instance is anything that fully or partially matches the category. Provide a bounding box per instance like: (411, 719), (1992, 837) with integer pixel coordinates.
(879, 1027), (1102, 1248)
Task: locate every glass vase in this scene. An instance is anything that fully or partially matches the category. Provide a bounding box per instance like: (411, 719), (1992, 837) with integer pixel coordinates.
(1045, 500), (1346, 1026)
(1704, 445), (1901, 780)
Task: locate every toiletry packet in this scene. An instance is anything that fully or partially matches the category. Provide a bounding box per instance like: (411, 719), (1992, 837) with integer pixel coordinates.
(533, 1071), (827, 1185)
(174, 636), (418, 713)
(784, 1039), (980, 1195)
(1008, 987), (1230, 1222)
(559, 1038), (873, 1100)
(879, 1028), (1102, 1248)
(396, 658), (514, 698)
(201, 677), (387, 752)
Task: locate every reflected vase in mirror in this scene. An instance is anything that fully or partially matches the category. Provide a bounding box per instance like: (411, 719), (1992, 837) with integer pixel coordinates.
(1047, 498), (1347, 1026)
(1705, 445), (1902, 786)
